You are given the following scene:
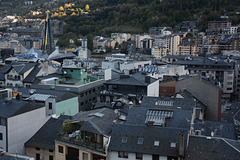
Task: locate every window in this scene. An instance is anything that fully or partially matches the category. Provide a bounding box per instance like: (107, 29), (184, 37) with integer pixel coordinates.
(227, 88), (232, 90)
(70, 69), (73, 72)
(93, 97), (96, 101)
(227, 82), (233, 85)
(89, 90), (91, 94)
(81, 102), (84, 106)
(58, 145), (63, 154)
(137, 138), (144, 145)
(136, 153), (143, 160)
(85, 100), (88, 104)
(118, 151), (128, 158)
(81, 93), (84, 97)
(85, 92), (88, 96)
(36, 147), (40, 150)
(154, 141), (159, 146)
(121, 137), (128, 144)
(93, 89), (95, 92)
(36, 153), (40, 160)
(228, 71), (233, 74)
(49, 149), (53, 152)
(170, 143), (177, 148)
(83, 153), (88, 160)
(0, 133), (2, 140)
(49, 155), (53, 160)
(228, 76), (233, 80)
(49, 103), (52, 110)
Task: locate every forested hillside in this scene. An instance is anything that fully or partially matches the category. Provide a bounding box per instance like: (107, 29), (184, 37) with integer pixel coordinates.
(54, 0), (240, 47)
(2, 0), (240, 47)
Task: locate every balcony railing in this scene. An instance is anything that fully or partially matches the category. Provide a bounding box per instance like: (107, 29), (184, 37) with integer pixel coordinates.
(57, 134), (106, 155)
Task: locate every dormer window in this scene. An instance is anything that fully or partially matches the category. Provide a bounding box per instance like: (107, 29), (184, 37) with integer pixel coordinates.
(154, 141), (159, 146)
(170, 142), (176, 148)
(121, 137), (128, 144)
(137, 138), (144, 145)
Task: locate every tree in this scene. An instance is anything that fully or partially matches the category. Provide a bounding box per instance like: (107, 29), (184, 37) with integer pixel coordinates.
(186, 32), (194, 37)
(62, 120), (73, 134)
(85, 4), (90, 11)
(87, 35), (93, 51)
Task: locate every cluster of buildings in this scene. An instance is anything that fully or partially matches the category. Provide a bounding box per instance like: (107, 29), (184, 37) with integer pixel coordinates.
(0, 12), (240, 160)
(92, 21), (240, 61)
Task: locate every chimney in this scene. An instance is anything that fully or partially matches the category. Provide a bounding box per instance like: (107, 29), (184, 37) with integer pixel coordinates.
(179, 132), (185, 159)
(190, 99), (196, 135)
(16, 92), (22, 100)
(145, 76), (151, 83)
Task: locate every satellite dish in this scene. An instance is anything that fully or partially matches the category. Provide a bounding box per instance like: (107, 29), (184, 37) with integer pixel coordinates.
(211, 132), (214, 137)
(114, 109), (119, 114)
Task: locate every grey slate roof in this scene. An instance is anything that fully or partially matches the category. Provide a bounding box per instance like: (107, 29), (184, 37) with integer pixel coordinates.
(25, 115), (70, 150)
(194, 119), (236, 140)
(23, 64), (41, 83)
(71, 108), (125, 136)
(0, 71), (4, 81)
(0, 99), (44, 118)
(108, 124), (188, 156)
(173, 59), (233, 68)
(1, 62), (37, 74)
(105, 72), (157, 86)
(0, 154), (32, 160)
(185, 136), (240, 160)
(16, 87), (78, 102)
(125, 96), (193, 129)
(50, 53), (76, 60)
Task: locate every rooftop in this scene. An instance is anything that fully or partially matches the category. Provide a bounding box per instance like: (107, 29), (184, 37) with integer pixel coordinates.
(105, 72), (158, 86)
(194, 119), (236, 140)
(71, 108), (126, 136)
(125, 96), (193, 129)
(0, 98), (44, 118)
(186, 136), (240, 160)
(109, 123), (188, 156)
(25, 115), (70, 150)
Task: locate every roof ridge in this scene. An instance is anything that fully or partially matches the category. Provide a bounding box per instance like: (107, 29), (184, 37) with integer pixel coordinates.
(132, 75), (148, 85)
(222, 138), (240, 154)
(17, 63), (28, 74)
(89, 120), (103, 134)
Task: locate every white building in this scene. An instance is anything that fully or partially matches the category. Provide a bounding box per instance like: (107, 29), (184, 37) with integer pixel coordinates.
(170, 35), (181, 55)
(0, 89), (50, 154)
(151, 47), (168, 58)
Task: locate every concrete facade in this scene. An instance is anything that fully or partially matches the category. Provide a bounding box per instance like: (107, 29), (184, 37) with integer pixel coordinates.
(56, 97), (79, 116)
(147, 79), (159, 97)
(170, 35), (180, 55)
(0, 125), (6, 151)
(55, 141), (102, 160)
(176, 77), (222, 121)
(7, 107), (50, 154)
(108, 151), (168, 160)
(26, 147), (55, 160)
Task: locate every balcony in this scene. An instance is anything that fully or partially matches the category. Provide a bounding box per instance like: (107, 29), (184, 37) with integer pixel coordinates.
(7, 77), (21, 81)
(57, 132), (106, 155)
